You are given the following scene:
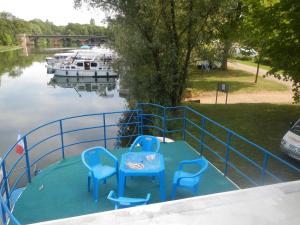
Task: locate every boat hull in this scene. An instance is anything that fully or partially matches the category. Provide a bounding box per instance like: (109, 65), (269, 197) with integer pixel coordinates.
(53, 69), (118, 78)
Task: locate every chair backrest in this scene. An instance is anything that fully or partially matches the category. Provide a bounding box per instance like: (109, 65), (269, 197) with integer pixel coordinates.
(194, 157), (208, 177)
(81, 147), (112, 169)
(107, 190), (151, 209)
(130, 135), (160, 152)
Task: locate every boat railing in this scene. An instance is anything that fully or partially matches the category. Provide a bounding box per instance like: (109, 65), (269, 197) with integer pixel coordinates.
(1, 103), (299, 224)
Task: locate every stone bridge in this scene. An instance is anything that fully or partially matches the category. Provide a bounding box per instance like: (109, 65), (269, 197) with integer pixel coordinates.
(18, 34), (108, 46)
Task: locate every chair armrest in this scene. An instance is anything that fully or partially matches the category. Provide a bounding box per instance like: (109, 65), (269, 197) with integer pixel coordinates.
(154, 139), (160, 153)
(81, 152), (93, 172)
(129, 136), (141, 152)
(105, 150), (119, 168)
(107, 190), (117, 201)
(178, 158), (204, 170)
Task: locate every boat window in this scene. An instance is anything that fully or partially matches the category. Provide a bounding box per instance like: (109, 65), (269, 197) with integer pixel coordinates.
(66, 66), (70, 69)
(99, 67), (102, 70)
(84, 62), (90, 70)
(71, 66), (76, 69)
(77, 62), (83, 67)
(91, 62), (97, 67)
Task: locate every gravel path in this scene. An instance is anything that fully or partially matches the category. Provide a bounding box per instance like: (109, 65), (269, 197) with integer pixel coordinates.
(185, 62), (293, 104)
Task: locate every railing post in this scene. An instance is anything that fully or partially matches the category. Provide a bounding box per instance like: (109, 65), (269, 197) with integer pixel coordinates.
(1, 159), (11, 211)
(224, 131), (232, 176)
(163, 107), (166, 143)
(261, 153), (269, 185)
(23, 136), (31, 183)
(103, 113), (107, 149)
(59, 120), (65, 159)
(140, 109), (144, 135)
(183, 109), (186, 141)
(1, 200), (6, 225)
(200, 118), (206, 155)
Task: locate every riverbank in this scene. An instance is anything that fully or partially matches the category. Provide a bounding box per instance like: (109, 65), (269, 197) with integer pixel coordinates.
(0, 46), (22, 52)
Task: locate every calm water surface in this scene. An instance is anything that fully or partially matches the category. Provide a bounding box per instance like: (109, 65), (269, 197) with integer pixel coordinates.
(0, 48), (127, 159)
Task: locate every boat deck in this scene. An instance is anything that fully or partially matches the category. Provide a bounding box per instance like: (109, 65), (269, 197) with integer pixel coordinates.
(13, 141), (237, 224)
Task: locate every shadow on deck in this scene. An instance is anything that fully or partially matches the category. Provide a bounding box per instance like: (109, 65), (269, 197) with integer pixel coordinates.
(13, 141), (237, 224)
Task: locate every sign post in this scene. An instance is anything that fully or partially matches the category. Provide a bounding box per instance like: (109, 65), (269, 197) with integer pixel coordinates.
(215, 83), (229, 104)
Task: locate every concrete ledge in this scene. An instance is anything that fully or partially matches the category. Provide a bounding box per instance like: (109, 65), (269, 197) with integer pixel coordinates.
(33, 180), (300, 225)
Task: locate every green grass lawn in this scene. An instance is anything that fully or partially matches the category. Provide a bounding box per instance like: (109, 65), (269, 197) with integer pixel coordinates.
(161, 103), (300, 187)
(230, 59), (272, 71)
(187, 67), (288, 94)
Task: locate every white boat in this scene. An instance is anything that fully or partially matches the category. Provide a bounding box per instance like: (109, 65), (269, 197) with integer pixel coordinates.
(52, 58), (118, 77)
(46, 46), (118, 77)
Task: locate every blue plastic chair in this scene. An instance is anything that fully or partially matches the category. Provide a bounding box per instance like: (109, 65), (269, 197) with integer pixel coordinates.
(81, 147), (118, 202)
(130, 135), (160, 152)
(107, 190), (151, 209)
(171, 157), (208, 200)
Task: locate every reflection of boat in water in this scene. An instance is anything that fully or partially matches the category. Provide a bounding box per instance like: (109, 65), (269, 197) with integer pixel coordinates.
(48, 76), (117, 97)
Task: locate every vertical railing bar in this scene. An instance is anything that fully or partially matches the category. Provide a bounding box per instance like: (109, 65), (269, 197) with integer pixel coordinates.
(103, 113), (107, 149)
(1, 201), (6, 224)
(163, 107), (166, 143)
(183, 109), (186, 141)
(59, 120), (65, 159)
(139, 107), (144, 136)
(23, 136), (31, 183)
(261, 153), (270, 185)
(1, 159), (11, 211)
(224, 131), (232, 176)
(200, 117), (206, 155)
(136, 105), (141, 136)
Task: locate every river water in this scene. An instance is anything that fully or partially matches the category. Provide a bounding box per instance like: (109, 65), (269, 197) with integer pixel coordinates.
(0, 48), (127, 163)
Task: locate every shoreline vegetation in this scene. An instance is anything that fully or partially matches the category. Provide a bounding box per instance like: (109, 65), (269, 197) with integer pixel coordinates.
(0, 45), (22, 52)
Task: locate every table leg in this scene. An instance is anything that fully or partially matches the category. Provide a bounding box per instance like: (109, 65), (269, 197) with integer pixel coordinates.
(118, 171), (125, 197)
(159, 171), (166, 201)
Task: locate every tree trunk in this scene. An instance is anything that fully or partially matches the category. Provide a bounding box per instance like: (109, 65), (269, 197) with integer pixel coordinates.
(221, 39), (231, 70)
(254, 54), (261, 83)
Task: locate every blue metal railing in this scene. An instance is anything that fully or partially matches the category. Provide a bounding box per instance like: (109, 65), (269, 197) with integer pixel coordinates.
(1, 103), (299, 224)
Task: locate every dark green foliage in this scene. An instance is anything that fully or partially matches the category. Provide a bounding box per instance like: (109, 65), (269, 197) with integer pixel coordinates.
(240, 0), (300, 102)
(0, 11), (108, 46)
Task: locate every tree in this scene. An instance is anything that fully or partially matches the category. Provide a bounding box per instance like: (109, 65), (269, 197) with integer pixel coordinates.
(214, 1), (243, 70)
(90, 18), (95, 25)
(241, 0), (300, 102)
(75, 0), (222, 106)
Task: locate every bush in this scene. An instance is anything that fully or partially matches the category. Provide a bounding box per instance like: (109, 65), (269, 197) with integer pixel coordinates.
(234, 55), (252, 61)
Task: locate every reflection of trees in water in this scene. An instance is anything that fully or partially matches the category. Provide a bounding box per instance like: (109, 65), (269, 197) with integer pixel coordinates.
(0, 49), (49, 78)
(116, 110), (140, 148)
(116, 105), (185, 148)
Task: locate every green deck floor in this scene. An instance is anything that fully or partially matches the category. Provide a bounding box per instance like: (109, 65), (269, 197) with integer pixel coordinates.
(13, 141), (237, 224)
